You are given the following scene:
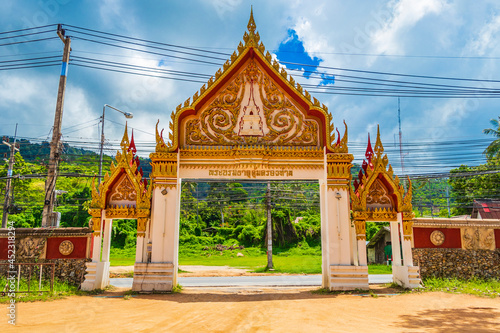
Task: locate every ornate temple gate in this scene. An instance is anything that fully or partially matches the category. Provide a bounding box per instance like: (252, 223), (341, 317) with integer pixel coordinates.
(82, 128), (152, 291)
(82, 11), (420, 292)
(351, 127), (420, 288)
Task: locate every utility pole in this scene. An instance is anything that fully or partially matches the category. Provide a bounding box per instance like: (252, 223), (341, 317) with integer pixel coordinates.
(196, 183), (200, 228)
(266, 181), (273, 270)
(446, 185), (451, 217)
(42, 25), (71, 227)
(2, 124), (19, 228)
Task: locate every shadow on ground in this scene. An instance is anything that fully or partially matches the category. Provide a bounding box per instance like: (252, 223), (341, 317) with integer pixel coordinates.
(396, 307), (500, 333)
(93, 285), (404, 303)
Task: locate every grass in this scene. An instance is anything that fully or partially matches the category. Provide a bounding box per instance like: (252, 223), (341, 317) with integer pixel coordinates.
(419, 277), (500, 298)
(110, 247), (136, 266)
(109, 246), (394, 274)
(0, 277), (106, 303)
(367, 264), (392, 275)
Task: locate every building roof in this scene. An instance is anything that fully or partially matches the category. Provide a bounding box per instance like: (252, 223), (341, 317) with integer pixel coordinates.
(367, 226), (390, 248)
(471, 199), (500, 219)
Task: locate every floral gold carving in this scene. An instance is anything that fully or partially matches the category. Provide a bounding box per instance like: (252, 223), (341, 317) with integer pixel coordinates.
(110, 176), (137, 202)
(366, 179), (393, 209)
(184, 61), (320, 147)
(354, 220), (366, 240)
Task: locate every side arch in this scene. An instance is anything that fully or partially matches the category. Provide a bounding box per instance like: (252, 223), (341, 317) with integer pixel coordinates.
(88, 124), (152, 237)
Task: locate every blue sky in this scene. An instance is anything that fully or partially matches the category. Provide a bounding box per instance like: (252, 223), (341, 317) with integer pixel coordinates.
(1, 0), (500, 175)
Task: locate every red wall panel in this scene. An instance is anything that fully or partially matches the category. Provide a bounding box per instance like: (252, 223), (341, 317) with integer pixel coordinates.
(413, 227), (462, 248)
(46, 237), (88, 259)
(0, 238), (8, 260)
(495, 229), (500, 249)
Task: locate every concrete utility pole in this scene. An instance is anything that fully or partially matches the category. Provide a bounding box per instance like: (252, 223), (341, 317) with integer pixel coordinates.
(2, 124), (19, 228)
(42, 25), (71, 227)
(266, 181), (273, 269)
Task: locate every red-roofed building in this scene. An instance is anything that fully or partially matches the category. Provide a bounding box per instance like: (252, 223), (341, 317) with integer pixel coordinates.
(471, 199), (500, 219)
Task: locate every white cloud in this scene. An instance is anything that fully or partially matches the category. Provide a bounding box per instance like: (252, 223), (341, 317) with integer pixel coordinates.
(372, 0), (447, 54)
(293, 17), (332, 56)
(99, 0), (136, 30)
(466, 14), (500, 56)
(211, 0), (242, 18)
(0, 74), (56, 136)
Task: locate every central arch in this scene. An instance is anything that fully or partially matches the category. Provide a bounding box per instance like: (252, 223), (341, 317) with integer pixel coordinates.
(146, 11), (360, 291)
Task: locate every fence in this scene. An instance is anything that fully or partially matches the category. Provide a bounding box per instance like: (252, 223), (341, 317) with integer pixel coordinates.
(1, 262), (55, 295)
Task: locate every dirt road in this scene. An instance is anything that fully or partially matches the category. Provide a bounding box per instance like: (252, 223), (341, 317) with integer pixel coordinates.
(3, 287), (499, 332)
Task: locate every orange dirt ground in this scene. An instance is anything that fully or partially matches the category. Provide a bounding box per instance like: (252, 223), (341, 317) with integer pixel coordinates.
(2, 286), (499, 332)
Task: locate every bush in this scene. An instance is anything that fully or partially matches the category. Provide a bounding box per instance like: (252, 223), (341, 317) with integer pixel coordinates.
(237, 224), (261, 245)
(194, 226), (202, 236)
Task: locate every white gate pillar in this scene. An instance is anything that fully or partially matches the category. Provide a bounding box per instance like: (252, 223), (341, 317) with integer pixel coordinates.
(319, 179), (330, 288)
(353, 219), (367, 266)
(400, 213), (414, 267)
(133, 181), (180, 292)
(101, 219), (113, 262)
(390, 220), (402, 266)
(136, 235), (145, 263)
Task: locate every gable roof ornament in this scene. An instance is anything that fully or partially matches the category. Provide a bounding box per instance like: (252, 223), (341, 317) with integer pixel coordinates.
(154, 9), (346, 154)
(351, 125), (412, 214)
(89, 123), (152, 234)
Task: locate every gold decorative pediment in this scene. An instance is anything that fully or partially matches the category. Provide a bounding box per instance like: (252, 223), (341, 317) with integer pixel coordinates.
(184, 60), (321, 147)
(153, 9), (346, 155)
(351, 125), (413, 220)
(89, 124), (152, 233)
(109, 174), (137, 204)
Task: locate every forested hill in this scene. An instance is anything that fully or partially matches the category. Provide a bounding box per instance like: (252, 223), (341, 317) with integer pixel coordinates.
(0, 137), (152, 175)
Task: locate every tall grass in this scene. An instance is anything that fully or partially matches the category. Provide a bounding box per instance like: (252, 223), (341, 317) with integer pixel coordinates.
(422, 277), (500, 298)
(0, 277), (81, 303)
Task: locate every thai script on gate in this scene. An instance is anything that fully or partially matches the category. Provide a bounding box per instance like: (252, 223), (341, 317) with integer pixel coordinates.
(208, 169), (293, 178)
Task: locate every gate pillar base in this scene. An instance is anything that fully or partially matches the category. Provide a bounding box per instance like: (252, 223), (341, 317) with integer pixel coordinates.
(330, 265), (369, 291)
(132, 262), (174, 292)
(393, 265), (422, 289)
(81, 261), (110, 291)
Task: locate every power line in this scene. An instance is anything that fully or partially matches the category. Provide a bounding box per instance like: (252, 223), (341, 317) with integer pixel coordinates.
(0, 37), (59, 47)
(0, 24), (57, 35)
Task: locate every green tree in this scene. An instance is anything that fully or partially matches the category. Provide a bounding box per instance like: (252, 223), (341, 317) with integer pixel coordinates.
(483, 116), (500, 160)
(448, 159), (500, 215)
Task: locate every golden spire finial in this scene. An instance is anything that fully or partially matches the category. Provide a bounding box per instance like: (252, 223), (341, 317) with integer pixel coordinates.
(242, 6), (260, 47)
(247, 6), (256, 34)
(120, 122), (130, 150)
(374, 124), (384, 156)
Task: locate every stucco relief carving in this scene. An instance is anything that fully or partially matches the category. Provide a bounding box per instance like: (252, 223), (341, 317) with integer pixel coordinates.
(461, 228), (495, 250)
(16, 237), (46, 259)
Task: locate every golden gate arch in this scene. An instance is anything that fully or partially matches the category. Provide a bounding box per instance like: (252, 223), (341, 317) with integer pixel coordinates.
(82, 11), (420, 292)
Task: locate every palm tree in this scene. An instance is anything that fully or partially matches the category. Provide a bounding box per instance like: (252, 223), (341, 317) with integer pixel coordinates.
(483, 116), (500, 160)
